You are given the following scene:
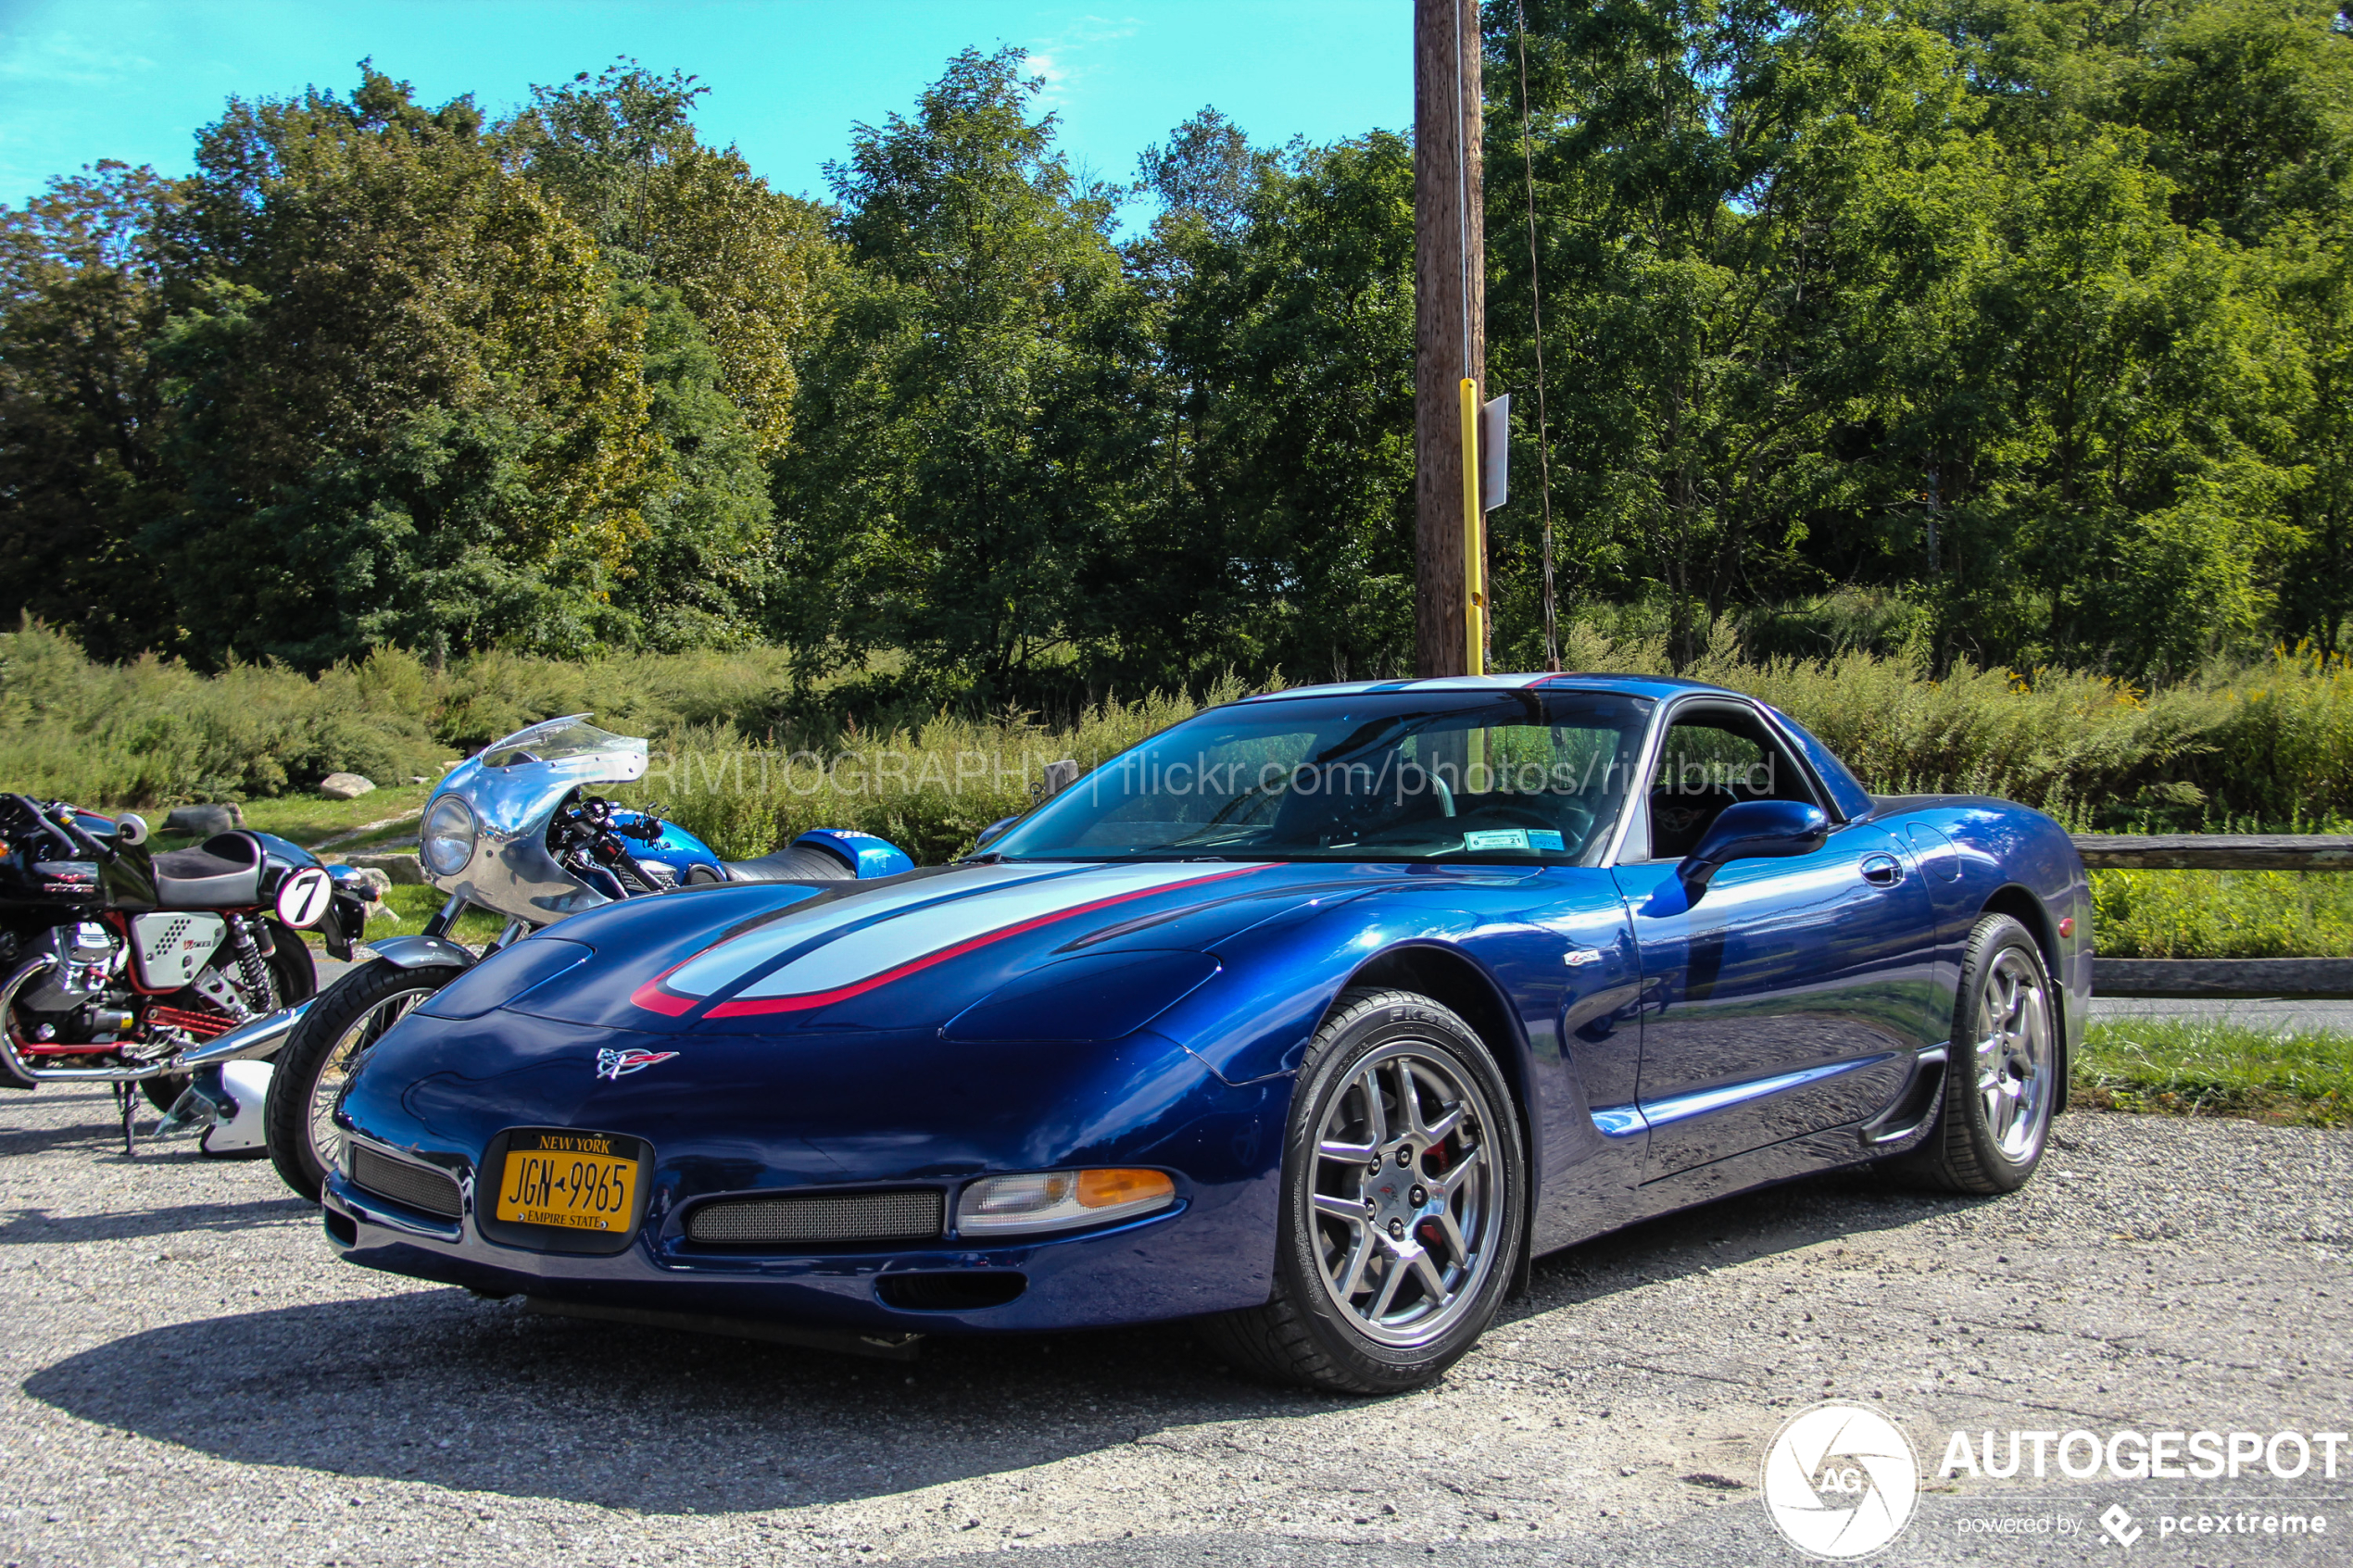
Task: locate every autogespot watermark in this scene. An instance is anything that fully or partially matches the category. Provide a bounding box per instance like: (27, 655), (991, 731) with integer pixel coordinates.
(1755, 1408), (2346, 1559)
(1763, 1405), (1922, 1559)
(1937, 1426), (2350, 1485)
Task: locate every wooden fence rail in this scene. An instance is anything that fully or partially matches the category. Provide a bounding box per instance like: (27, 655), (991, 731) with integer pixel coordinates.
(2070, 834), (2353, 871)
(2069, 834), (2353, 998)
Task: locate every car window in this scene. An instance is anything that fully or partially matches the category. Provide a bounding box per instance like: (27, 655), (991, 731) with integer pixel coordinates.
(989, 690), (1655, 865)
(1645, 708), (1817, 860)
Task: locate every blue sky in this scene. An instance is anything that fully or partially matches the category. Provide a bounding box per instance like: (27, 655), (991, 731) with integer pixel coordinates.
(0, 0), (1411, 222)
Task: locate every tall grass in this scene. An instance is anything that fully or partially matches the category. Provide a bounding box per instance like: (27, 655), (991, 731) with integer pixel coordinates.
(7, 618), (2353, 862)
(638, 684), (1237, 864)
(2077, 1017), (2350, 1126)
(2090, 869), (2353, 958)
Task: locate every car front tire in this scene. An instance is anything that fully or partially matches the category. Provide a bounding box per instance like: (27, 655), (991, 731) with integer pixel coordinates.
(1199, 987), (1527, 1394)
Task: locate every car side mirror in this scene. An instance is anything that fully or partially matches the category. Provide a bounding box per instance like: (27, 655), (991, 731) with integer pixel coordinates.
(1677, 799), (1830, 900)
(975, 816), (1018, 849)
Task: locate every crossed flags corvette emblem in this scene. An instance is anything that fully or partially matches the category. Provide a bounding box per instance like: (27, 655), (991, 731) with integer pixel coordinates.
(596, 1047), (679, 1082)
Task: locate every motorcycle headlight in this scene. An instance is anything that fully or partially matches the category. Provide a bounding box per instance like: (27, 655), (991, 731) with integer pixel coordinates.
(420, 795), (478, 877)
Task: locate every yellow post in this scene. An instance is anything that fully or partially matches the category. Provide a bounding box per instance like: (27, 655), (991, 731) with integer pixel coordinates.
(1459, 377), (1483, 675)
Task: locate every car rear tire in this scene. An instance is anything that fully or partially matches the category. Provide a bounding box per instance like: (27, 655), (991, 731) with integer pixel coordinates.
(264, 959), (464, 1201)
(1903, 913), (2057, 1195)
(1197, 987), (1526, 1394)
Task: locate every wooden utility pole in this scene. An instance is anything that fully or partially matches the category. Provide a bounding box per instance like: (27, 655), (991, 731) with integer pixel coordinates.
(1414, 0), (1483, 678)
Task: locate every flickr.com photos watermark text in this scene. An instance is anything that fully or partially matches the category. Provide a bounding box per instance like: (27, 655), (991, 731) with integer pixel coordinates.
(640, 746), (1770, 801)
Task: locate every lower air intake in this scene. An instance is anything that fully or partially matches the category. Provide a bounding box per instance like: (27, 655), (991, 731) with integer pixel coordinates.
(687, 1189), (944, 1246)
(349, 1146), (463, 1219)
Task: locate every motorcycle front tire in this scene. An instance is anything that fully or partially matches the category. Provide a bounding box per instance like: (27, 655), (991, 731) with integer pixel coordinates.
(264, 958), (466, 1201)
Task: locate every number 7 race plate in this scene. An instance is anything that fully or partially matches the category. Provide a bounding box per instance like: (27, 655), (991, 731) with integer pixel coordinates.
(494, 1129), (648, 1233)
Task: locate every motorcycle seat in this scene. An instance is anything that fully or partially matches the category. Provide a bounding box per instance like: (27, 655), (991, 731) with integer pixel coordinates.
(153, 832), (264, 909)
(696, 844), (854, 884)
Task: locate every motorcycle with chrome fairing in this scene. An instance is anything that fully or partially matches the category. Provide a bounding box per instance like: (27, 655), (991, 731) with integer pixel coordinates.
(0, 793), (374, 1153)
(263, 714), (914, 1200)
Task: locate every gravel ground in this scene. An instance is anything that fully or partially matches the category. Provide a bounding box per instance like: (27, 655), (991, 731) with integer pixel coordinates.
(1, 1086), (2347, 1568)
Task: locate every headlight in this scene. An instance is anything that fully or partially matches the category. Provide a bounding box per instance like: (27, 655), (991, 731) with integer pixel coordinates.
(955, 1168), (1176, 1236)
(420, 795), (478, 877)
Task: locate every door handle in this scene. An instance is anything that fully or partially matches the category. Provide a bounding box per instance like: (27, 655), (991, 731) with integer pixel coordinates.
(1860, 853), (1903, 886)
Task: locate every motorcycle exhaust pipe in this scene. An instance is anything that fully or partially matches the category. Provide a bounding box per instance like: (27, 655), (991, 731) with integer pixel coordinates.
(0, 954), (58, 1089)
(0, 954), (311, 1085)
(171, 999), (313, 1069)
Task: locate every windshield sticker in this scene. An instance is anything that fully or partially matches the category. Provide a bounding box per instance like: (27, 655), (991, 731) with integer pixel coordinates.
(1463, 829), (1530, 851)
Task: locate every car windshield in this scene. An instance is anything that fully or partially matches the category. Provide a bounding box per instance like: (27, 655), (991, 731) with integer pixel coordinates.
(988, 690), (1654, 864)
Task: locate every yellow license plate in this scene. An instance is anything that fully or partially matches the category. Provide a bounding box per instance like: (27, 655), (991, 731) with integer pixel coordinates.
(494, 1130), (642, 1233)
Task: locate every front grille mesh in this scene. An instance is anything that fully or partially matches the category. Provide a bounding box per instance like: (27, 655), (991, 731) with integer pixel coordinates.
(688, 1189), (943, 1246)
(350, 1146), (463, 1219)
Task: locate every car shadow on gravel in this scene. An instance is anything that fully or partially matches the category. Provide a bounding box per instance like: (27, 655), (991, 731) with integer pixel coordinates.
(19, 1162), (1991, 1514)
(0, 1195), (315, 1247)
(22, 1286), (1349, 1512)
(1513, 1162), (1984, 1319)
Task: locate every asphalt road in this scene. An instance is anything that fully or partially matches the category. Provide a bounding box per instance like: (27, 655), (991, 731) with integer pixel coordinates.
(2, 1085), (2347, 1568)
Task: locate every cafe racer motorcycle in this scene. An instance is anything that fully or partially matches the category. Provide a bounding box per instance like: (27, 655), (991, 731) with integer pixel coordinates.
(0, 793), (371, 1152)
(263, 714), (912, 1201)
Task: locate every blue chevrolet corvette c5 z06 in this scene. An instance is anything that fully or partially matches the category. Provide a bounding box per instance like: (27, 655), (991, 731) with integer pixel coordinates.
(321, 674), (2089, 1392)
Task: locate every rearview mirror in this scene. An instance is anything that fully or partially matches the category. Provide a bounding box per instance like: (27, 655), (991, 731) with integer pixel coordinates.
(1678, 799), (1829, 900)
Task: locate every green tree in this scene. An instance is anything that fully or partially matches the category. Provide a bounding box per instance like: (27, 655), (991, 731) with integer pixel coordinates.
(149, 65), (665, 663)
(0, 162), (182, 657)
(609, 280), (778, 648)
(1496, 0), (2006, 665)
(507, 60), (837, 460)
(1108, 125), (1420, 687)
(780, 48), (1146, 698)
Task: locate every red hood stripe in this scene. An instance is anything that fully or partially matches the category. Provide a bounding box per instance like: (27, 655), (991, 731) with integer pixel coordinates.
(698, 864), (1265, 1020)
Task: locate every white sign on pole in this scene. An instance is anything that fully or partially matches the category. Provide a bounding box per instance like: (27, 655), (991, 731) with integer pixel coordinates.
(1480, 393), (1509, 512)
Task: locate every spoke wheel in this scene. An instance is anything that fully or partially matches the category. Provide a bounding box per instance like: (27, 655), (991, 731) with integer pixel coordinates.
(265, 960), (464, 1201)
(1972, 947), (2050, 1163)
(1307, 1044), (1503, 1348)
(1198, 987), (1525, 1394)
(1897, 913), (2058, 1195)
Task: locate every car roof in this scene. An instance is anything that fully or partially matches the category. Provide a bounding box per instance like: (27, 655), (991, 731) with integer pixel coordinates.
(1235, 672), (1752, 704)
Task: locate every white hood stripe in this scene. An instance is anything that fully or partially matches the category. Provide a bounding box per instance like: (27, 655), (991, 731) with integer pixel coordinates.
(661, 862), (1070, 998)
(646, 862), (1271, 1020)
(732, 863), (1264, 1000)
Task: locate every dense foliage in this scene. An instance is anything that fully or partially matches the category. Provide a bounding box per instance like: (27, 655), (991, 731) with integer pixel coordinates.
(1, 62), (818, 665)
(6, 4), (2353, 693)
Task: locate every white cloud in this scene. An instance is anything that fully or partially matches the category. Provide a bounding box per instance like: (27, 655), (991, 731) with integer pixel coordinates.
(0, 26), (155, 89)
(1022, 13), (1142, 110)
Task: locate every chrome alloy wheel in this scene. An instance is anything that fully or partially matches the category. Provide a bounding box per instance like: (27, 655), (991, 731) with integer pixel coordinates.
(1307, 1041), (1504, 1348)
(306, 989), (431, 1174)
(1973, 947), (2051, 1161)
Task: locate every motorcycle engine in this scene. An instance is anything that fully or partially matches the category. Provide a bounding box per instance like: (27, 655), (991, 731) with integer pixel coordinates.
(20, 921), (121, 1011)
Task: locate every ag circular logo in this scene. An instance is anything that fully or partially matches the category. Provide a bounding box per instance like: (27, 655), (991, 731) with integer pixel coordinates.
(1761, 1404), (1919, 1559)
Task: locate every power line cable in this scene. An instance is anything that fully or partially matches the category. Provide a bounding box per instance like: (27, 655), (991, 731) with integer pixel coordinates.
(1514, 0), (1561, 671)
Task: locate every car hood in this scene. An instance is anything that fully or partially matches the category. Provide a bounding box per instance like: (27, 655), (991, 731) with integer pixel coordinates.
(486, 859), (1429, 1040)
